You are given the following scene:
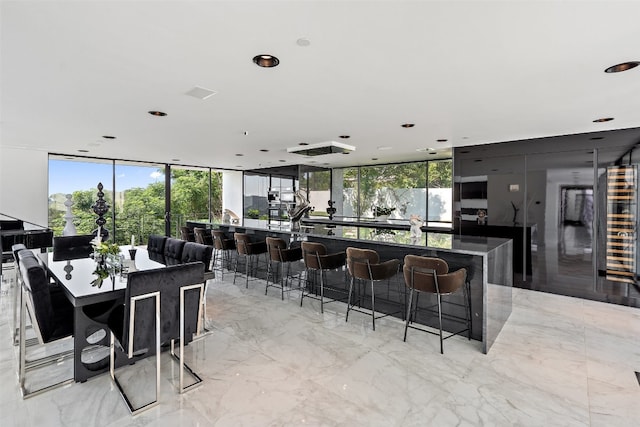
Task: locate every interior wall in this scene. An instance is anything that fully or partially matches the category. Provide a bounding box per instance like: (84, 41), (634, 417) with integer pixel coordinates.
(0, 147), (49, 226)
(222, 170), (243, 220)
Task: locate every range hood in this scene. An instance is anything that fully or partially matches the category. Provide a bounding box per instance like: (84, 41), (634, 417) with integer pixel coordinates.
(287, 140), (355, 156)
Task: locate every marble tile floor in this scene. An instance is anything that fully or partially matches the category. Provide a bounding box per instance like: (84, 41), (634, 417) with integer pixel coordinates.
(1, 272), (640, 426)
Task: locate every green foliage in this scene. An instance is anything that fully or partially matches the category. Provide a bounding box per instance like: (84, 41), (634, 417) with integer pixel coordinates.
(247, 208), (260, 219)
(49, 164), (222, 246)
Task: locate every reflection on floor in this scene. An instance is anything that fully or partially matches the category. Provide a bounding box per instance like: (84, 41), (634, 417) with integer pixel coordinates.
(2, 271), (640, 426)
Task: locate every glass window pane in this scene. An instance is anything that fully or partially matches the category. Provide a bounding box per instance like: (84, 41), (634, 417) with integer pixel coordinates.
(427, 160), (453, 227)
(170, 166), (211, 237)
(114, 161), (165, 245)
(48, 156), (114, 239)
(359, 163), (427, 221)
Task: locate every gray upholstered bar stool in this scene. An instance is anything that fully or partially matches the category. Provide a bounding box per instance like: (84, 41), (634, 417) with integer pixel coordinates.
(211, 230), (235, 279)
(233, 233), (267, 288)
(345, 247), (401, 331)
(402, 255), (470, 354)
(300, 241), (346, 313)
(265, 237), (302, 300)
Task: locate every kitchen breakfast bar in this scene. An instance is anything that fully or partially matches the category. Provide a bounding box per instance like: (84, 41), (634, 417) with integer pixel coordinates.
(192, 220), (513, 354)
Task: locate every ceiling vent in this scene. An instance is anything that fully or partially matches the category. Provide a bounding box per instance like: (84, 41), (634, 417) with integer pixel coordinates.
(185, 86), (217, 100)
(287, 141), (355, 156)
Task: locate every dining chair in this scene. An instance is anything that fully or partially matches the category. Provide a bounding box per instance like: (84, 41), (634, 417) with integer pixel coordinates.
(18, 251), (75, 398)
(52, 234), (94, 261)
(107, 262), (205, 415)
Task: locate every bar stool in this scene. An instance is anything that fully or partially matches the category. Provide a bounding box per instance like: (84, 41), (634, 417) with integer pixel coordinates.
(402, 255), (470, 354)
(233, 233), (268, 288)
(345, 247), (401, 331)
(265, 237), (303, 300)
(193, 227), (213, 246)
(300, 241), (346, 313)
(211, 230), (235, 280)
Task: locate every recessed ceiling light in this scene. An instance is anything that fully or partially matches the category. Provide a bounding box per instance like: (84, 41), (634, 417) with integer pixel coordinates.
(260, 149), (269, 152)
(235, 153), (244, 156)
(296, 38), (311, 47)
(299, 142), (309, 146)
(377, 146), (392, 150)
(401, 123), (415, 128)
(78, 149), (89, 153)
(604, 62), (640, 73)
(590, 136), (604, 140)
(491, 169), (499, 172)
(235, 165), (243, 168)
(342, 151), (351, 155)
(148, 111), (167, 116)
(437, 139), (448, 142)
(339, 135), (351, 139)
(185, 86), (217, 100)
(172, 158), (180, 161)
(371, 158), (378, 161)
(593, 117), (614, 123)
(102, 135), (116, 139)
(253, 54), (279, 68)
(322, 163), (330, 166)
(474, 159), (482, 162)
(279, 159), (286, 162)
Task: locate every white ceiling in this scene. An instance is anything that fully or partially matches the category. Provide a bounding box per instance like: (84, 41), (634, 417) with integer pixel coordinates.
(2, 0), (640, 171)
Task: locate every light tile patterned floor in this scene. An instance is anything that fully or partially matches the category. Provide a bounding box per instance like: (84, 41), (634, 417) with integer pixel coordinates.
(1, 271), (640, 426)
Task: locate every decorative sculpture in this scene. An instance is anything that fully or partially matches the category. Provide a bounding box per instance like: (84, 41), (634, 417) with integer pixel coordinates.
(326, 200), (336, 220)
(62, 194), (77, 236)
(409, 214), (422, 245)
(288, 190), (312, 232)
(91, 182), (110, 240)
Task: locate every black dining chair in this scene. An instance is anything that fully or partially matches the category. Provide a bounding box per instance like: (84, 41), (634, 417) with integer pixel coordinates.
(52, 234), (94, 261)
(107, 262), (205, 414)
(164, 237), (186, 265)
(18, 251), (75, 398)
(181, 242), (214, 333)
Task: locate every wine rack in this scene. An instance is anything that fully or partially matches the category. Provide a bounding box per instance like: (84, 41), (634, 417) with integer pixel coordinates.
(606, 165), (637, 284)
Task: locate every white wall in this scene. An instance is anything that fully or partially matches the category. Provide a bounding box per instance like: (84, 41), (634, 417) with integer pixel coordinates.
(0, 147), (49, 226)
(222, 170), (243, 220)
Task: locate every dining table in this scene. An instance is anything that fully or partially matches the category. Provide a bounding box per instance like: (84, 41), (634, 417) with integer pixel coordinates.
(40, 246), (164, 382)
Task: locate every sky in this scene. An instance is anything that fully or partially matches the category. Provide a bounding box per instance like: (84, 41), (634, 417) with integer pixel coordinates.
(49, 160), (165, 196)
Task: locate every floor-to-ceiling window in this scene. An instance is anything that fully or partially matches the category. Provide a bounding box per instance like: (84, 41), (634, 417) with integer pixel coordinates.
(49, 155), (223, 243)
(48, 157), (116, 239)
